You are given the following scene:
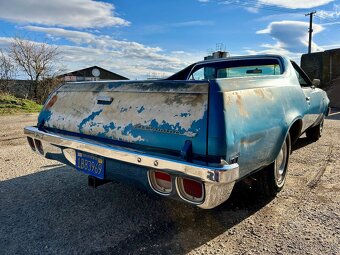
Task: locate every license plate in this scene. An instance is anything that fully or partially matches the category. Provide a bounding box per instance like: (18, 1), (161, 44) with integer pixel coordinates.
(76, 151), (105, 179)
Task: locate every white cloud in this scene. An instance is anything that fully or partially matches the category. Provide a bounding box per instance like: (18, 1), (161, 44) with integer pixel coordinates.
(256, 20), (324, 53)
(220, 0), (333, 10)
(259, 0), (334, 9)
(321, 43), (340, 49)
(321, 21), (340, 26)
(0, 27), (203, 80)
(172, 20), (214, 27)
(23, 26), (173, 62)
(0, 0), (129, 28)
(318, 4), (340, 19)
(24, 26), (95, 44)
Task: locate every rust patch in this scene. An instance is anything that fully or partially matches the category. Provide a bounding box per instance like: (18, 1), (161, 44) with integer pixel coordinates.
(224, 94), (233, 106)
(254, 88), (273, 100)
(254, 88), (265, 98)
(164, 94), (205, 107)
(45, 95), (58, 109)
(236, 93), (249, 117)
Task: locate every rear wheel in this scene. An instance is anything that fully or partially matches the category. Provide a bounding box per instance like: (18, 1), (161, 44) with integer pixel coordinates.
(253, 133), (291, 197)
(306, 119), (324, 141)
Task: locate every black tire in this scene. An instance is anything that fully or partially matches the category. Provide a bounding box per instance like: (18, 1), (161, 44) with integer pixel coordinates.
(253, 133), (291, 197)
(306, 119), (324, 141)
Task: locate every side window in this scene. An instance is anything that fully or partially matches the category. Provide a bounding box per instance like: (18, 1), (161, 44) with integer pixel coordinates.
(190, 68), (204, 80)
(190, 67), (215, 80)
(291, 61), (311, 87)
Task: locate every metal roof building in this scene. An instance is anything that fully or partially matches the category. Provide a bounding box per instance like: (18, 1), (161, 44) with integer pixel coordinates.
(59, 66), (129, 82)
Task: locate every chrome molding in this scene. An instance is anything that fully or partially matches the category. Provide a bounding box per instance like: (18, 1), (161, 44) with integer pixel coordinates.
(24, 126), (239, 184)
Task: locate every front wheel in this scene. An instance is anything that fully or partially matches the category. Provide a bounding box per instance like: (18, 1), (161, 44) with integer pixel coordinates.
(253, 133), (291, 196)
(306, 119), (324, 141)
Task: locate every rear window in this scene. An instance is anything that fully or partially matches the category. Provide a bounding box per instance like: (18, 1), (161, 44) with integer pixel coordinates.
(189, 58), (282, 80)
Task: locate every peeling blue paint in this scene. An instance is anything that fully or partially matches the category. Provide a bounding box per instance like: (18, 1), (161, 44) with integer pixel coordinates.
(137, 106), (145, 113)
(96, 122), (116, 138)
(149, 119), (188, 135)
(180, 112), (191, 117)
(78, 110), (103, 132)
(122, 123), (134, 136)
(120, 107), (128, 113)
(38, 109), (52, 124)
(103, 122), (116, 133)
(108, 82), (125, 89)
(188, 110), (207, 133)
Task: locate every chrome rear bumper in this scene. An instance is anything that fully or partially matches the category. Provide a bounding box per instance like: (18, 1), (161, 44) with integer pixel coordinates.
(24, 126), (239, 209)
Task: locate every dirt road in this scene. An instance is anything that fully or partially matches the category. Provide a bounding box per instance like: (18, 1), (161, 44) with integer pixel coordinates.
(0, 113), (339, 255)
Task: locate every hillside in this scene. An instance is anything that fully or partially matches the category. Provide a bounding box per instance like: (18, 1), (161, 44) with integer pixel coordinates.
(0, 93), (42, 115)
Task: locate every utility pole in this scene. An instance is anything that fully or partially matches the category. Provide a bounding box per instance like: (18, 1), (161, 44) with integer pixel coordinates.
(305, 11), (317, 54)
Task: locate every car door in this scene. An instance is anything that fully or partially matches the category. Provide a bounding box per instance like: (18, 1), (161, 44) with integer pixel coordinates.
(291, 62), (324, 130)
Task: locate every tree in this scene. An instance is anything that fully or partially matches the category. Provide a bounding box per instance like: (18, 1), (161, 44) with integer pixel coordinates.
(0, 49), (15, 92)
(9, 37), (61, 100)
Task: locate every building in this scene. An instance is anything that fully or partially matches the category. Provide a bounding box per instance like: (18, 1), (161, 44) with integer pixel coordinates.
(301, 48), (340, 86)
(301, 48), (340, 108)
(59, 66), (128, 82)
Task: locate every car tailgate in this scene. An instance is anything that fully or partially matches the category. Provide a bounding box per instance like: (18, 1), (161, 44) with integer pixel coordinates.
(38, 80), (209, 156)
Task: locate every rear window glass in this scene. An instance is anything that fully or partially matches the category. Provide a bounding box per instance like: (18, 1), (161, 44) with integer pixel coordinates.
(189, 58), (282, 80)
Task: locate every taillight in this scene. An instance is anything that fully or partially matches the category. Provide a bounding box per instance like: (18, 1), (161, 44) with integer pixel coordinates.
(45, 95), (58, 109)
(34, 139), (44, 155)
(148, 171), (172, 194)
(177, 177), (204, 203)
(27, 137), (36, 151)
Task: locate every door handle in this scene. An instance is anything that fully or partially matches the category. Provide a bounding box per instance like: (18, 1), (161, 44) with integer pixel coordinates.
(97, 96), (113, 105)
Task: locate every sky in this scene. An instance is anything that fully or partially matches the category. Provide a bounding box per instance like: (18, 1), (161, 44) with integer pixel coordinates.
(0, 0), (339, 79)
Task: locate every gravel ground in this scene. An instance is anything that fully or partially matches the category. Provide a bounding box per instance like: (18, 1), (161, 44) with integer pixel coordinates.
(0, 112), (339, 255)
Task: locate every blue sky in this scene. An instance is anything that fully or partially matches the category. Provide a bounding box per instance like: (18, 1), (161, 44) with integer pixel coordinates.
(0, 0), (339, 79)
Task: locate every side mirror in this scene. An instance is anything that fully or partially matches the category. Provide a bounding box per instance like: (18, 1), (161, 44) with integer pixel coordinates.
(312, 79), (320, 87)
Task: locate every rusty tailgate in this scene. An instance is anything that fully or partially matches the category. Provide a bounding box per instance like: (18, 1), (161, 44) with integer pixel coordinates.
(38, 80), (209, 157)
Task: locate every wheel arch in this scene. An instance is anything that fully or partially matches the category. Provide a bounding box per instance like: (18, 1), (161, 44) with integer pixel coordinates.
(270, 117), (301, 164)
(287, 118), (303, 145)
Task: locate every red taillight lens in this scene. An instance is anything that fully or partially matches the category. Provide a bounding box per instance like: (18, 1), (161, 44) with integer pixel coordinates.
(149, 171), (172, 194)
(183, 178), (203, 199)
(27, 137), (36, 151)
(177, 177), (204, 203)
(155, 171), (171, 182)
(34, 139), (44, 155)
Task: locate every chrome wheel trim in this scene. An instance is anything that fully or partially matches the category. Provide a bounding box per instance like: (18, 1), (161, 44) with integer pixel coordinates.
(274, 139), (288, 187)
(319, 121), (324, 136)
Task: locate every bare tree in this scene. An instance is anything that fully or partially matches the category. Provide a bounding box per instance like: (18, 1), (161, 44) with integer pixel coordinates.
(9, 37), (61, 100)
(0, 49), (15, 92)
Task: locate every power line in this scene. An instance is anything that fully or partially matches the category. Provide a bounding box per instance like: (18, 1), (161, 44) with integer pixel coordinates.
(220, 0), (305, 14)
(315, 13), (340, 23)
